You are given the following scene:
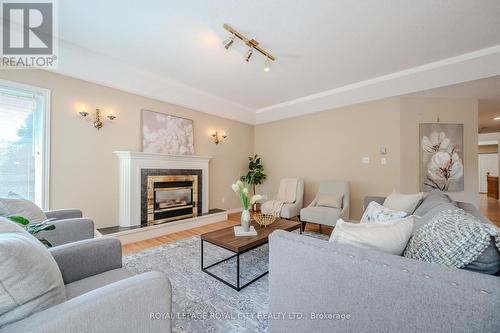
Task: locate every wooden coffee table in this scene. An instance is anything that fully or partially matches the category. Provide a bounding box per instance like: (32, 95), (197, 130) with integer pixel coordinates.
(201, 219), (301, 291)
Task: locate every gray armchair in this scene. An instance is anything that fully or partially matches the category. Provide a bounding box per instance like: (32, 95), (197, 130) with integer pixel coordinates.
(263, 178), (304, 219)
(0, 237), (172, 333)
(41, 208), (95, 247)
(299, 180), (350, 231)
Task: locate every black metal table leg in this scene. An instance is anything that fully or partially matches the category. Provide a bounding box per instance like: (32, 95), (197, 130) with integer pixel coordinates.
(200, 239), (204, 270)
(236, 254), (240, 290)
(201, 240), (269, 291)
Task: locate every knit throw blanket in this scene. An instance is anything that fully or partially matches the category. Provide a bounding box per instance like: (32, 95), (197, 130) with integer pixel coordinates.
(404, 208), (500, 268)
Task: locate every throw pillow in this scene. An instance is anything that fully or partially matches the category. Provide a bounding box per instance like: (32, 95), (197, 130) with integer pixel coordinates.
(0, 218), (66, 327)
(411, 203), (459, 234)
(404, 208), (500, 275)
(383, 191), (423, 214)
(360, 201), (407, 223)
(316, 194), (343, 209)
(0, 198), (47, 224)
(329, 217), (414, 255)
(413, 190), (455, 216)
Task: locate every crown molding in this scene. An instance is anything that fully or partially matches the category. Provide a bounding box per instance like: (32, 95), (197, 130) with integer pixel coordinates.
(48, 41), (500, 126)
(49, 40), (256, 125)
(255, 45), (500, 124)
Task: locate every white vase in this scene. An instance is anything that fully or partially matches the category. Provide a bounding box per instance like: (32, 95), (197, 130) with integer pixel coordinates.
(241, 209), (251, 232)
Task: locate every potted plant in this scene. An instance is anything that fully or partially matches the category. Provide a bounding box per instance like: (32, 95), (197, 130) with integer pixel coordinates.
(240, 154), (267, 210)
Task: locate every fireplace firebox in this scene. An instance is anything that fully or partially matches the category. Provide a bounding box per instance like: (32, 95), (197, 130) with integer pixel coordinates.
(141, 169), (202, 225)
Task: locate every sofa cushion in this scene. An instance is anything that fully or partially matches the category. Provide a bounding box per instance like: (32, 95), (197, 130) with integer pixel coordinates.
(329, 217), (414, 255)
(300, 206), (341, 227)
(383, 191), (423, 214)
(404, 208), (500, 275)
(0, 198), (47, 224)
(413, 190), (455, 216)
(316, 194), (343, 209)
(360, 201), (407, 224)
(65, 268), (132, 299)
(0, 218), (66, 327)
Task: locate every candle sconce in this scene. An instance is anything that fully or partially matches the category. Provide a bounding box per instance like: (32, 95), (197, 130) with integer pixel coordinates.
(210, 129), (227, 145)
(79, 108), (116, 130)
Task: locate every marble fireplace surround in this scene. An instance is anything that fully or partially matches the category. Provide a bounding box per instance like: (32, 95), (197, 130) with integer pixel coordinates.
(114, 151), (211, 227)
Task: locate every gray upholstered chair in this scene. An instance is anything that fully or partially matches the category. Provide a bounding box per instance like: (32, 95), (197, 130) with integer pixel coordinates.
(40, 208), (95, 246)
(0, 197), (94, 247)
(263, 178), (304, 219)
(0, 230), (172, 333)
(299, 180), (349, 231)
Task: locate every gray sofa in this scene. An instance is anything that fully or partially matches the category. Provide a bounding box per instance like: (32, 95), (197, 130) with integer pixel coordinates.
(269, 193), (500, 333)
(0, 236), (172, 333)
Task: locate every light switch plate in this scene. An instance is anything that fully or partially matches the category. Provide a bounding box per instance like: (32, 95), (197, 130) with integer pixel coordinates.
(381, 157), (387, 165)
(362, 157), (370, 164)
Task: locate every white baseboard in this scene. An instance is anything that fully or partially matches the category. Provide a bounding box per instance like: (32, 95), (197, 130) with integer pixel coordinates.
(110, 211), (228, 245)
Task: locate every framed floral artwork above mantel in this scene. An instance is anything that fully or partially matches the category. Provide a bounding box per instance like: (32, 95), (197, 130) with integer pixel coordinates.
(141, 110), (194, 155)
(419, 123), (464, 192)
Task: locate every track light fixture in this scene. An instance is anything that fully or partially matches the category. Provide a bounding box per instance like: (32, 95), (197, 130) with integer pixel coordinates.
(244, 48), (253, 62)
(222, 23), (275, 70)
(223, 34), (235, 49)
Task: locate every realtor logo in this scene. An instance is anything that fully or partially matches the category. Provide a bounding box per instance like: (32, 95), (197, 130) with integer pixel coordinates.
(1, 0), (58, 68)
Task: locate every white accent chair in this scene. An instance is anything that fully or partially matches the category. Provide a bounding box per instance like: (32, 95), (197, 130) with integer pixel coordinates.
(299, 180), (350, 232)
(264, 178), (304, 219)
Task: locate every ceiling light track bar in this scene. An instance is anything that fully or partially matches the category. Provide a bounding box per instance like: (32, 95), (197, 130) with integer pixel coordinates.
(223, 23), (276, 61)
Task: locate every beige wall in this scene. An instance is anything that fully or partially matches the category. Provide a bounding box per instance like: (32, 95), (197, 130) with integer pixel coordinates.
(0, 70), (254, 228)
(400, 98), (479, 205)
(255, 97), (480, 219)
(255, 98), (402, 219)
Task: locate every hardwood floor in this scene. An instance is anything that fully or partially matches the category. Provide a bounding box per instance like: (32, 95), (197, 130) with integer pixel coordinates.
(478, 193), (500, 227)
(122, 213), (333, 254)
(122, 215), (239, 254)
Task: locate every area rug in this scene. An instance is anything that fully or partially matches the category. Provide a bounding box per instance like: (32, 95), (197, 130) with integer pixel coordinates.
(123, 231), (328, 333)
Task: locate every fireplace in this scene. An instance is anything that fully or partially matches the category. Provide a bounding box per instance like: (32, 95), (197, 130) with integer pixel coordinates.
(141, 169), (202, 225)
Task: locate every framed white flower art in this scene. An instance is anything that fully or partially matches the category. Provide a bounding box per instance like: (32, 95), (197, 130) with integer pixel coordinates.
(419, 123), (464, 192)
(141, 110), (194, 155)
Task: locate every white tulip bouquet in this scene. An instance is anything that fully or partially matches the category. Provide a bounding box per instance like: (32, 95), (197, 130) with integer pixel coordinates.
(231, 180), (263, 211)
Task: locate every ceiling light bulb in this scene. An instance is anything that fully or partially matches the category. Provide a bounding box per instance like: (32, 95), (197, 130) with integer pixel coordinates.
(263, 57), (271, 72)
(223, 35), (235, 49)
(244, 48), (253, 62)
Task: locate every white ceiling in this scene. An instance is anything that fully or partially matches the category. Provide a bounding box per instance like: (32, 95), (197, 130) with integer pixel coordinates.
(54, 0), (500, 124)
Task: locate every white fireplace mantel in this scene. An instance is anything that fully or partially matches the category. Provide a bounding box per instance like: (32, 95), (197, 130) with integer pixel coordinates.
(114, 151), (211, 227)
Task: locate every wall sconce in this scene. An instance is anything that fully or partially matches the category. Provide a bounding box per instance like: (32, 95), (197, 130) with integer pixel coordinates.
(79, 107), (116, 130)
(211, 130), (227, 145)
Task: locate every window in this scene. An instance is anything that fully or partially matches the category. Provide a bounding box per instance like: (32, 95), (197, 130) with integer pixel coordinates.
(0, 81), (50, 209)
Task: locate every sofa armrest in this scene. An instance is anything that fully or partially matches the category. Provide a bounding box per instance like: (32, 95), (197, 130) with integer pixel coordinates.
(269, 230), (500, 333)
(0, 272), (172, 333)
(38, 218), (94, 247)
(49, 237), (122, 284)
(363, 195), (385, 211)
(44, 209), (82, 220)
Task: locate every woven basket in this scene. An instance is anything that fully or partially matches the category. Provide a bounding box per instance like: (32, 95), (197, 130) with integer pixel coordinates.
(253, 212), (278, 227)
